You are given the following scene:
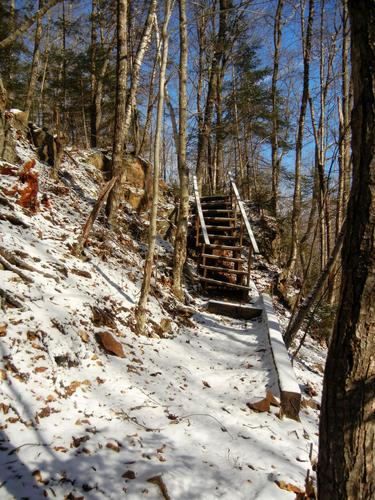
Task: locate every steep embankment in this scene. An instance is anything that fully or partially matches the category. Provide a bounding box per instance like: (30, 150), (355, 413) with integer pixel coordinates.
(0, 133), (325, 499)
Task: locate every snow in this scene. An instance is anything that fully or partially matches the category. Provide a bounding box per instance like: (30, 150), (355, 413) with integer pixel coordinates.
(0, 137), (325, 499)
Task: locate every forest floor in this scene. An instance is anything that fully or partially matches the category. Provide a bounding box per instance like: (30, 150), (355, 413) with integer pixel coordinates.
(0, 136), (325, 499)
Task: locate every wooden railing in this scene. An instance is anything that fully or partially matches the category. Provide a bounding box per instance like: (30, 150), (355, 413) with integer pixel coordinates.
(229, 174), (259, 255)
(193, 175), (210, 246)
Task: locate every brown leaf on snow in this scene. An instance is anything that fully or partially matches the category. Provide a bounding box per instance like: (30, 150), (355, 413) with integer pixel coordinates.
(0, 403), (10, 414)
(38, 406), (51, 418)
(79, 330), (89, 343)
(53, 446), (68, 453)
(71, 435), (90, 448)
(96, 377), (105, 384)
(122, 470), (136, 480)
(0, 369), (8, 380)
(106, 441), (121, 452)
(35, 367), (48, 373)
(32, 469), (45, 484)
(202, 380), (211, 388)
(275, 480), (304, 494)
(0, 324), (7, 337)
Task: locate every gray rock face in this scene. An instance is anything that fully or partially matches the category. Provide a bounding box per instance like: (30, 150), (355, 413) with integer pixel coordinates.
(0, 79), (18, 164)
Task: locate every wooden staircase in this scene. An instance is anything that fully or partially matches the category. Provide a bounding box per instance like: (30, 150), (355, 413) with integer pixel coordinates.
(192, 175), (259, 300)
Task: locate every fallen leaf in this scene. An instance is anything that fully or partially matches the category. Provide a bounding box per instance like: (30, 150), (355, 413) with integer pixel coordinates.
(53, 446), (68, 453)
(0, 403), (10, 414)
(79, 331), (89, 343)
(275, 480), (304, 494)
(0, 369), (8, 380)
(0, 325), (7, 337)
(35, 367), (48, 373)
(106, 441), (121, 452)
(202, 380), (211, 388)
(32, 469), (45, 484)
(122, 470), (136, 480)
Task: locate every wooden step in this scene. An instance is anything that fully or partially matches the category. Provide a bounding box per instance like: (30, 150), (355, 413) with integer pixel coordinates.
(208, 234), (239, 240)
(199, 264), (247, 275)
(201, 201), (232, 207)
(204, 217), (236, 222)
(201, 195), (230, 201)
(202, 209), (235, 214)
(201, 253), (243, 263)
(205, 225), (236, 231)
(206, 244), (242, 251)
(208, 300), (262, 319)
(199, 276), (250, 291)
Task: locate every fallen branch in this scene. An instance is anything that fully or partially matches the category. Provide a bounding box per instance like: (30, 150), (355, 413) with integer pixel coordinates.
(0, 287), (24, 308)
(0, 213), (30, 228)
(0, 247), (55, 280)
(284, 221), (346, 348)
(73, 175), (119, 256)
(0, 254), (33, 283)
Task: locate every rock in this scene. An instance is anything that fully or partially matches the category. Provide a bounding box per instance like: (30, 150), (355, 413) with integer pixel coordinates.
(96, 331), (125, 358)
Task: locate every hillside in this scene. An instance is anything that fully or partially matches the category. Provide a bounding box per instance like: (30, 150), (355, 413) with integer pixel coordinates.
(0, 134), (325, 499)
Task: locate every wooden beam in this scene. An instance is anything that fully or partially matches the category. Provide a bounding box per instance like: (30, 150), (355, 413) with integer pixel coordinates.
(261, 294), (301, 420)
(208, 299), (262, 319)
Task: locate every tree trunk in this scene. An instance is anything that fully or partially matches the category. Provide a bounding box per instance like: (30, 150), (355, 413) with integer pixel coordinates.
(135, 0), (172, 335)
(318, 2), (375, 497)
(172, 0), (189, 301)
(90, 0), (98, 147)
(105, 0), (128, 224)
(24, 0), (43, 121)
(106, 0), (156, 224)
(270, 0), (284, 217)
(287, 0), (314, 275)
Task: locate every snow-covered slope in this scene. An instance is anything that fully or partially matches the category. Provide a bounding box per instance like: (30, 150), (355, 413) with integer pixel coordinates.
(0, 138), (325, 499)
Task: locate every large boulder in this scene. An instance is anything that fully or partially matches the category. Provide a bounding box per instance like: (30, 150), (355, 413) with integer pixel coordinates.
(0, 80), (18, 164)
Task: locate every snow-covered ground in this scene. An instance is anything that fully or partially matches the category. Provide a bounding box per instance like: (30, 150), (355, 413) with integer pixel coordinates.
(0, 138), (325, 499)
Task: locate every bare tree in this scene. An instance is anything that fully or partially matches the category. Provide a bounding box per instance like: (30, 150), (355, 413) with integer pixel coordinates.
(24, 0), (44, 121)
(135, 0), (173, 335)
(270, 0), (285, 217)
(318, 1), (375, 497)
(172, 0), (189, 300)
(287, 0), (315, 275)
(105, 0), (128, 225)
(106, 0), (156, 224)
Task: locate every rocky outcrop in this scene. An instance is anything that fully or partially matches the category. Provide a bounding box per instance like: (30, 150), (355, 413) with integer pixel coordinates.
(0, 80), (18, 164)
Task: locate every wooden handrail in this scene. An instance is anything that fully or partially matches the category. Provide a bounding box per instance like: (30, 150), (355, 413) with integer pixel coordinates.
(193, 175), (210, 246)
(229, 176), (259, 254)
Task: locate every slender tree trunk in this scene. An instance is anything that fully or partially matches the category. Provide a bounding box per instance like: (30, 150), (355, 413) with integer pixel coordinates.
(271, 0), (284, 217)
(123, 0), (156, 136)
(106, 0), (156, 223)
(172, 0), (189, 301)
(287, 0), (314, 275)
(318, 2), (375, 497)
(90, 0), (98, 147)
(136, 0), (173, 335)
(24, 0), (43, 121)
(105, 0), (128, 224)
